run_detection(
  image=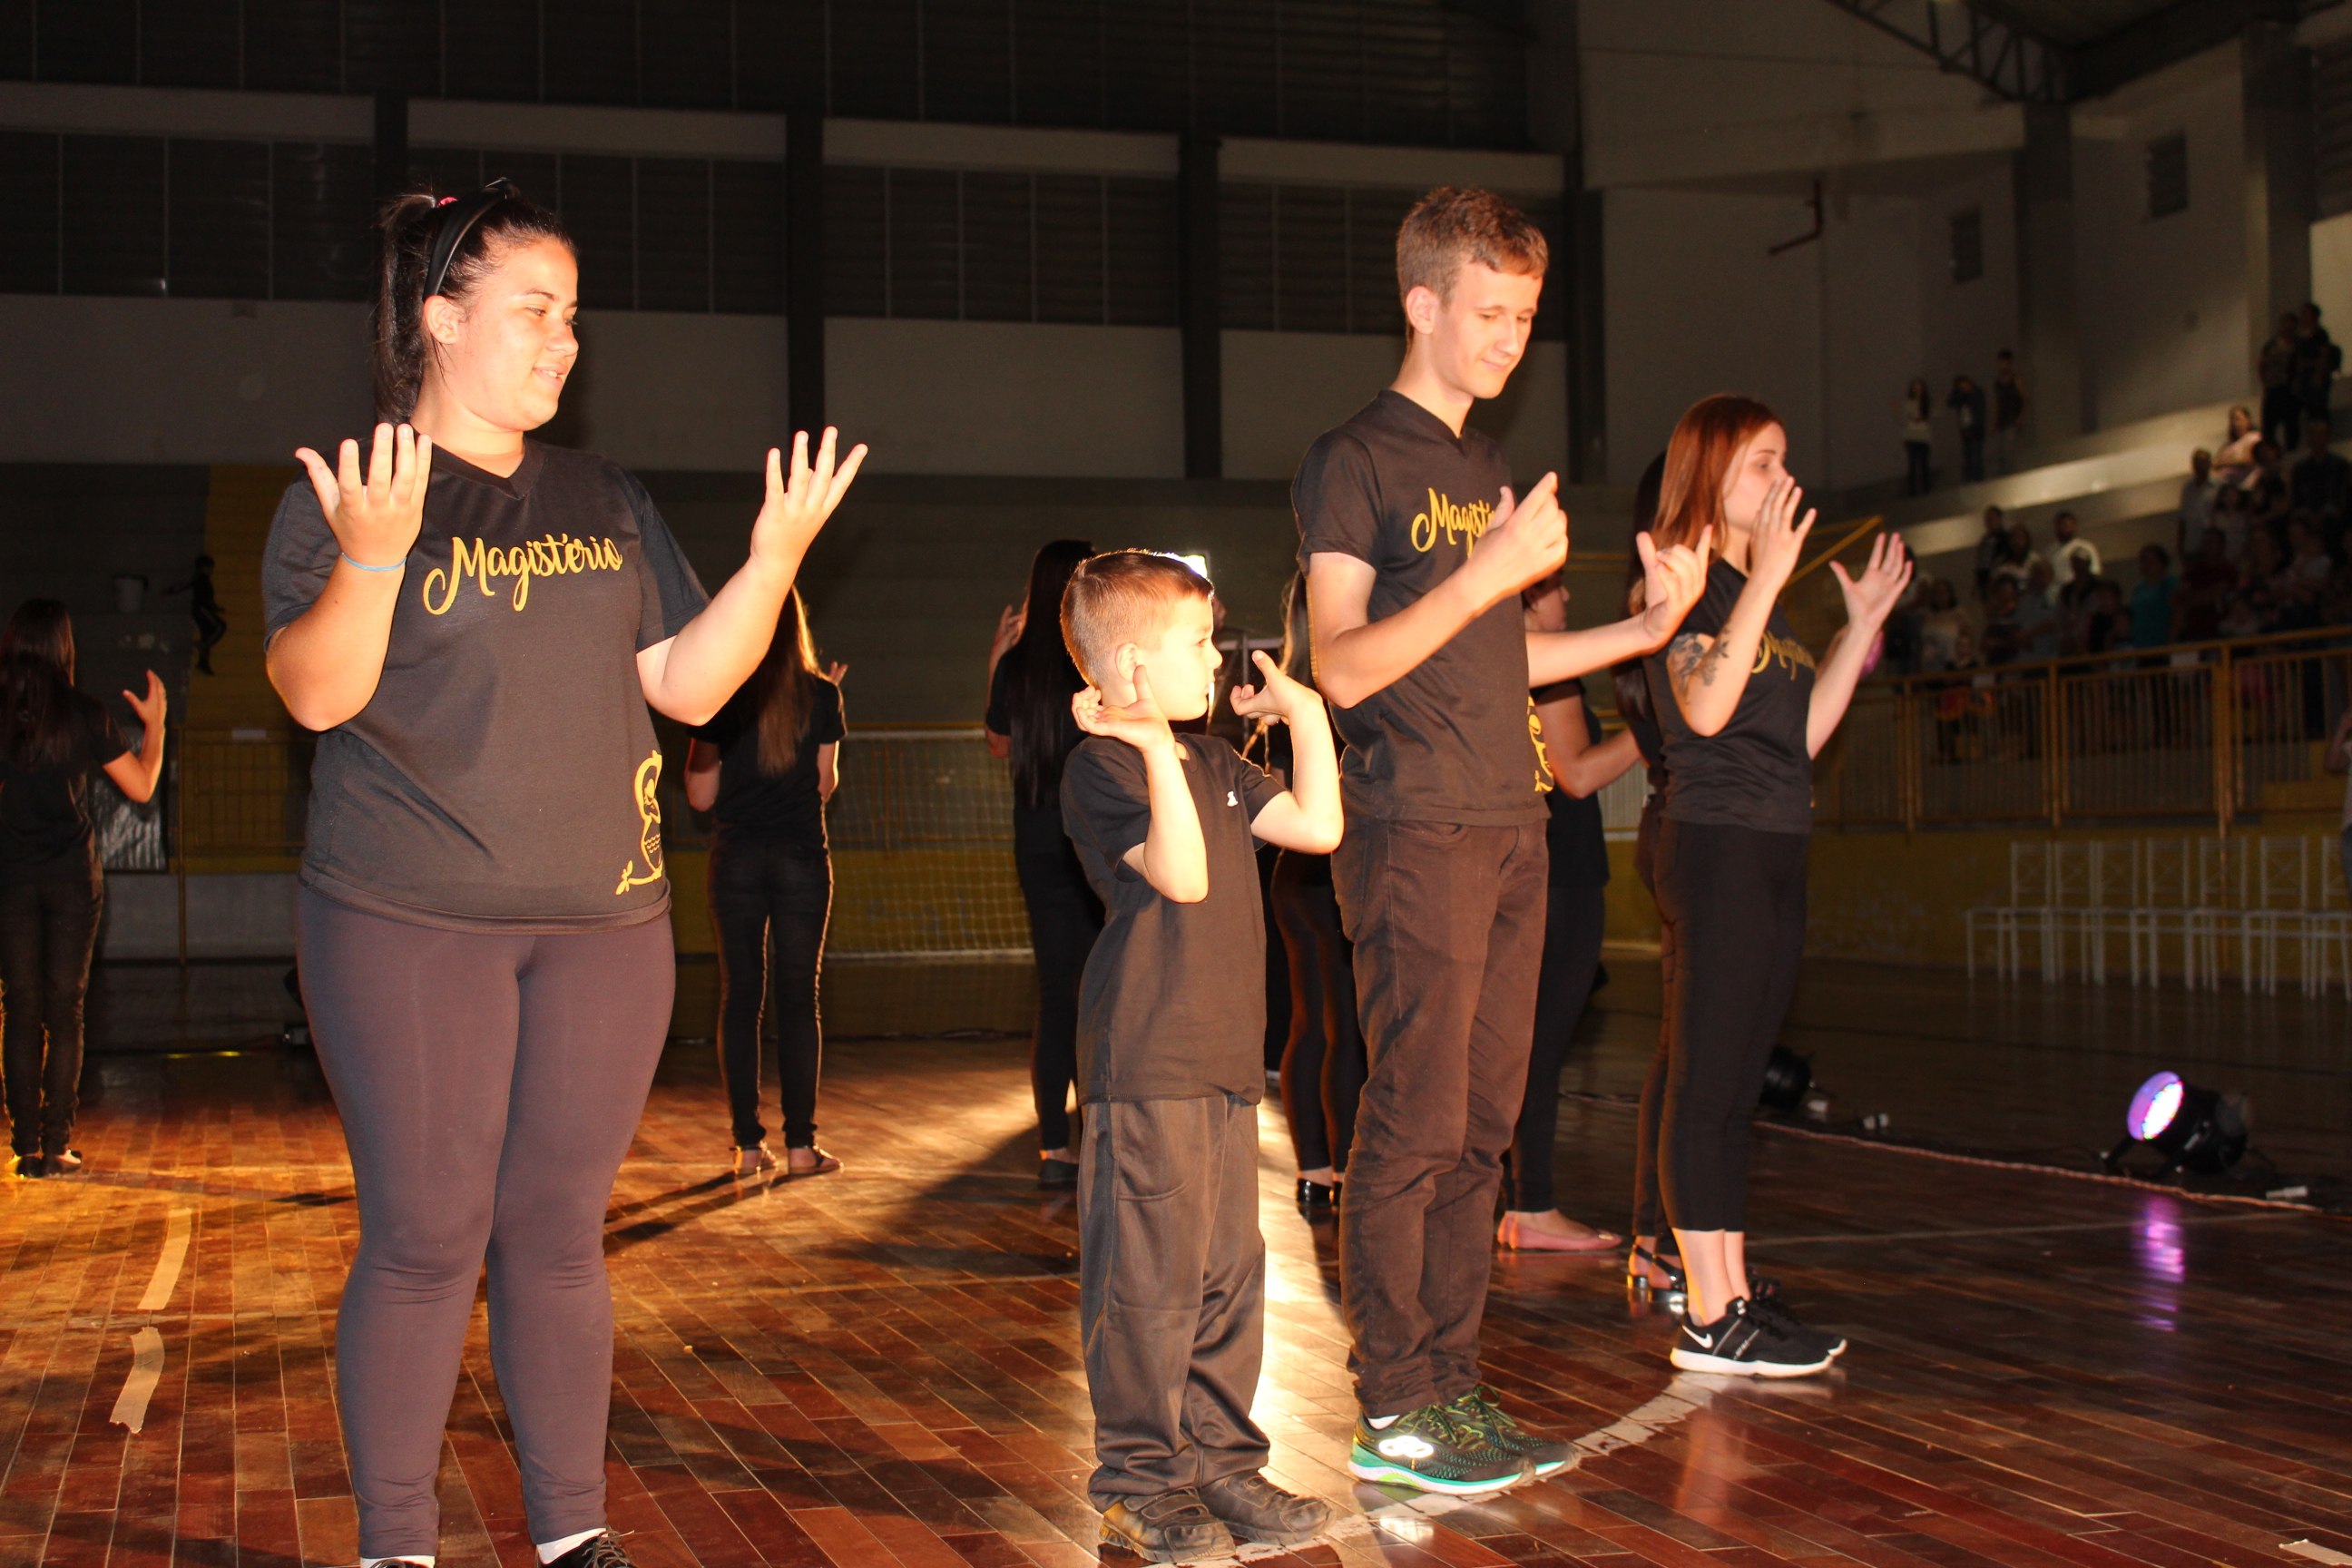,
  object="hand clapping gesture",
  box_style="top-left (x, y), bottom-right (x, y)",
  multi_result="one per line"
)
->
top-left (1073, 668), bottom-right (1177, 756)
top-left (1831, 531), bottom-right (1914, 632)
top-left (1636, 528), bottom-right (1712, 643)
top-left (294, 422), bottom-right (433, 571)
top-left (1748, 475), bottom-right (1816, 590)
top-left (750, 427), bottom-right (868, 574)
top-left (1228, 650), bottom-right (1322, 726)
